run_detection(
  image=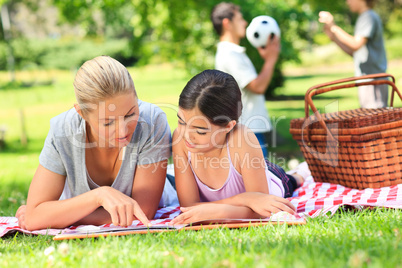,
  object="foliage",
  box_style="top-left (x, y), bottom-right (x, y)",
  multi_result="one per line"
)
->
top-left (306, 0), bottom-right (402, 36)
top-left (0, 0), bottom-right (40, 39)
top-left (51, 0), bottom-right (134, 38)
top-left (0, 38), bottom-right (135, 70)
top-left (386, 6), bottom-right (402, 37)
top-left (2, 0), bottom-right (402, 95)
top-left (238, 0), bottom-right (316, 97)
top-left (48, 0), bottom-right (402, 97)
top-left (49, 0), bottom-right (318, 97)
